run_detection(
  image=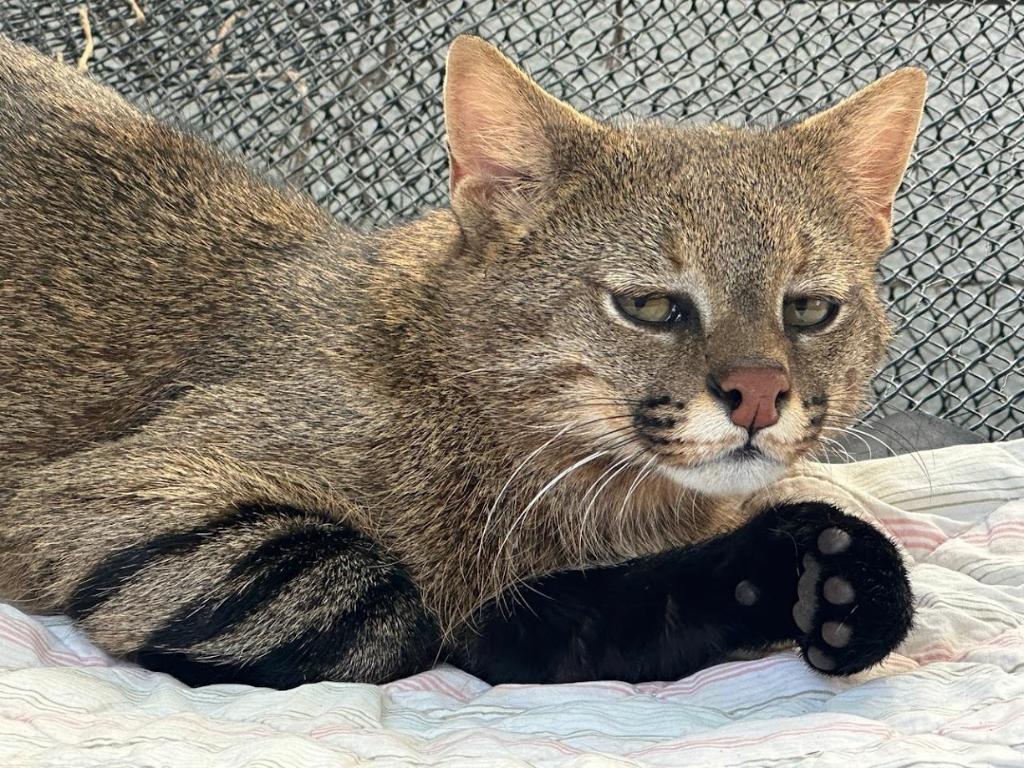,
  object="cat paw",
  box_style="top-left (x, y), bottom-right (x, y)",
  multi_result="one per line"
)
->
top-left (781, 503), bottom-right (914, 675)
